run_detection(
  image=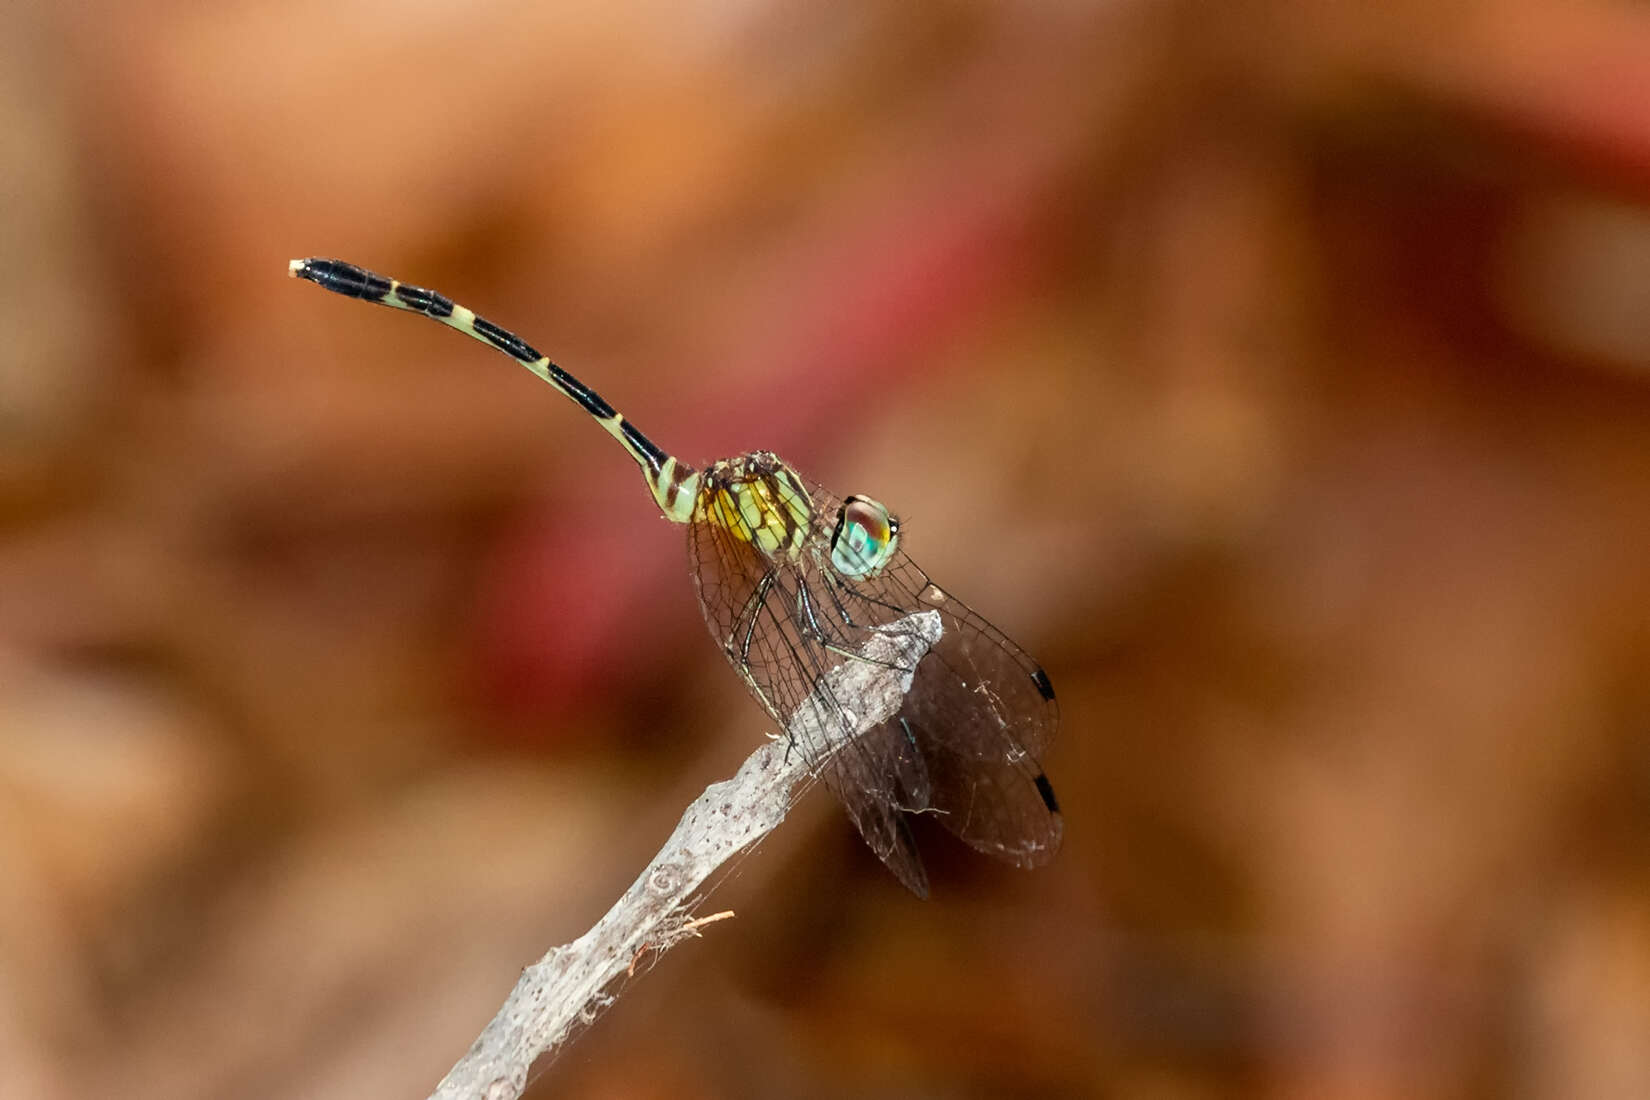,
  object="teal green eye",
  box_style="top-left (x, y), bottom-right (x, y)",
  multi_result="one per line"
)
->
top-left (830, 496), bottom-right (899, 578)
